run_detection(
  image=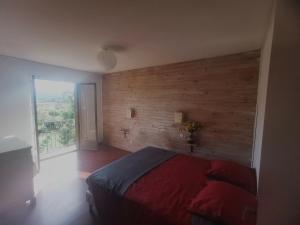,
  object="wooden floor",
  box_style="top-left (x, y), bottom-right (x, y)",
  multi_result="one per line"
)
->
top-left (1, 144), bottom-right (129, 225)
